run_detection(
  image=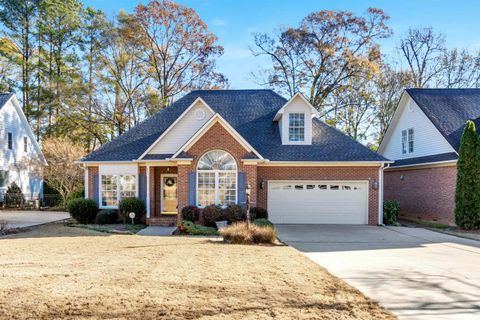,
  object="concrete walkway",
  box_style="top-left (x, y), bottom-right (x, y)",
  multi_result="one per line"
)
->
top-left (137, 226), bottom-right (176, 236)
top-left (276, 224), bottom-right (480, 320)
top-left (0, 210), bottom-right (69, 229)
